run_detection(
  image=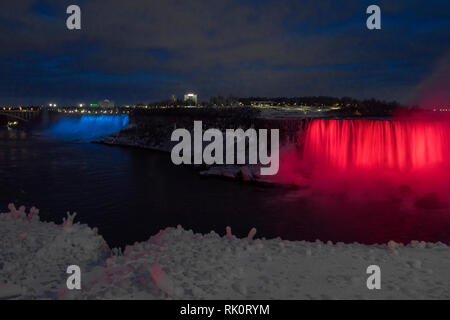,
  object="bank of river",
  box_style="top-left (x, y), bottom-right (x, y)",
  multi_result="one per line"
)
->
top-left (1, 114), bottom-right (449, 249)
